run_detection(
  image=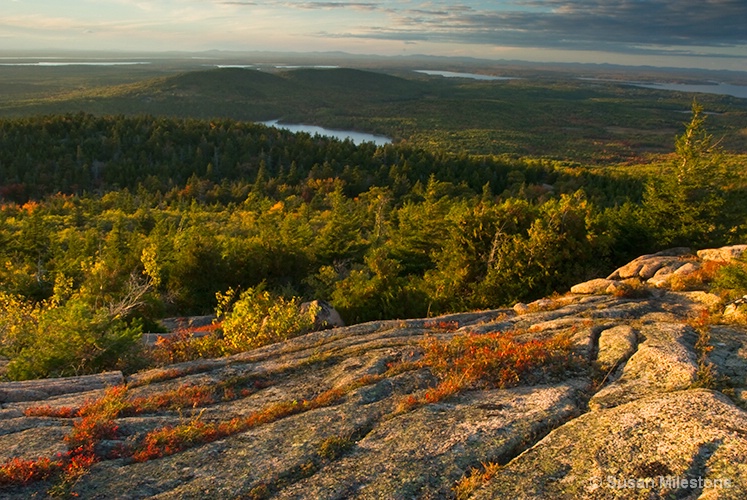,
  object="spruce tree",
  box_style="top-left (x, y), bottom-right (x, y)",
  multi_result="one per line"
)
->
top-left (643, 100), bottom-right (726, 247)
